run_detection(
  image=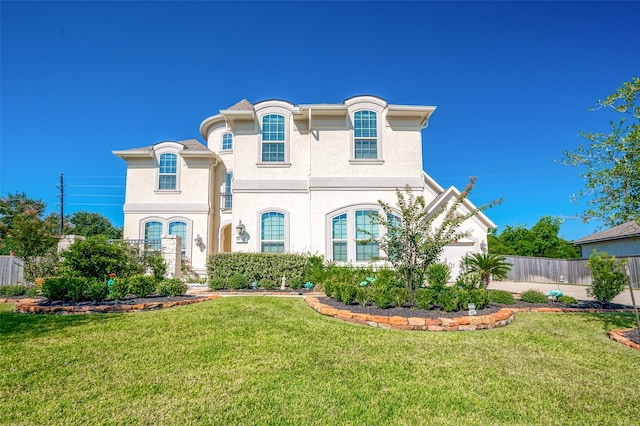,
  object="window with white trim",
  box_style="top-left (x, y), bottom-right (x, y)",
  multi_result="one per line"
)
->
top-left (354, 110), bottom-right (377, 159)
top-left (222, 172), bottom-right (232, 210)
top-left (222, 133), bottom-right (233, 151)
top-left (261, 114), bottom-right (285, 162)
top-left (331, 213), bottom-right (348, 262)
top-left (261, 211), bottom-right (285, 252)
top-left (158, 153), bottom-right (177, 190)
top-left (144, 221), bottom-right (163, 252)
top-left (168, 221), bottom-right (187, 260)
top-left (355, 210), bottom-right (379, 261)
